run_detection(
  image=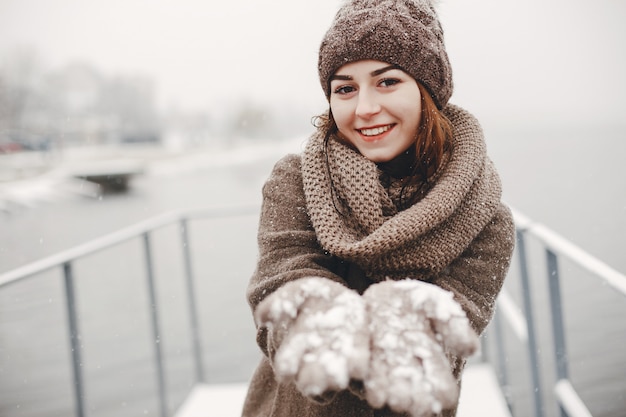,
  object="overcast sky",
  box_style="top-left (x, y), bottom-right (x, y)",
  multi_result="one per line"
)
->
top-left (1, 0), bottom-right (625, 130)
